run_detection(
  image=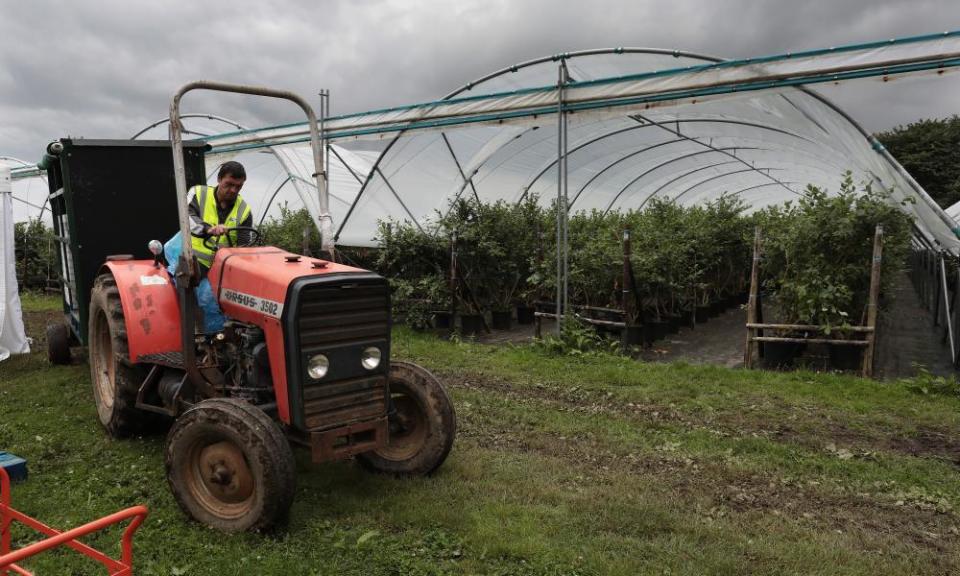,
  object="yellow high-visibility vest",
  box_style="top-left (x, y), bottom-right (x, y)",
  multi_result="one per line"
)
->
top-left (190, 185), bottom-right (251, 268)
